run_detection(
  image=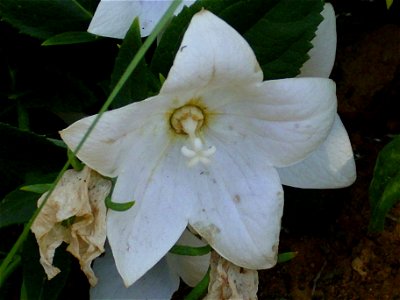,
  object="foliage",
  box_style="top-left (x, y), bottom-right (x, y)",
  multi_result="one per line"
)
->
top-left (369, 136), bottom-right (400, 232)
